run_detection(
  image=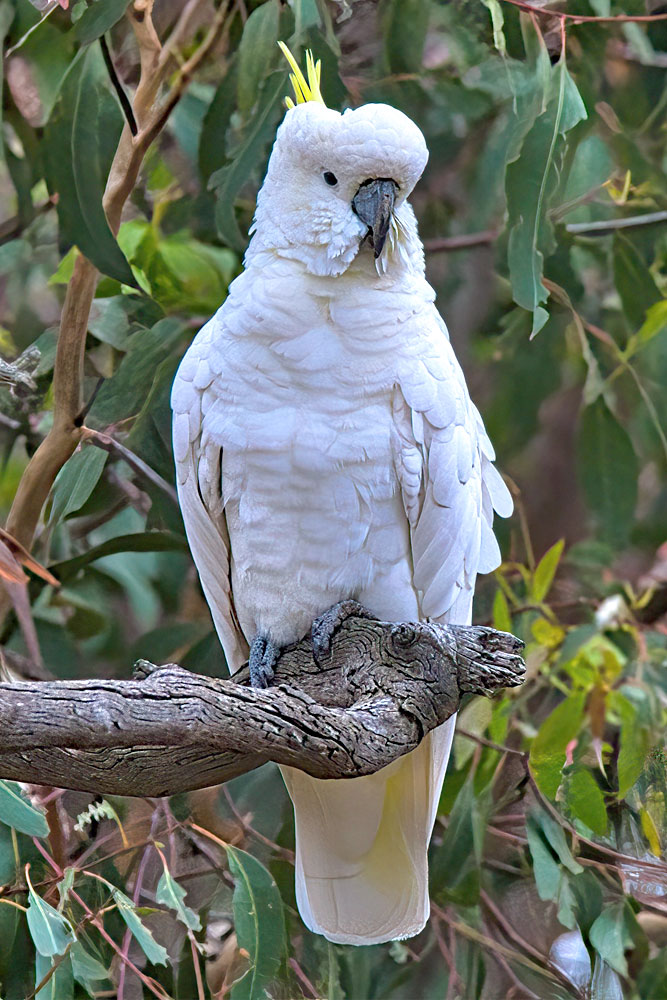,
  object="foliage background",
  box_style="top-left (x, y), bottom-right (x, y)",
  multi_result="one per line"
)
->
top-left (0, 0), bottom-right (666, 997)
